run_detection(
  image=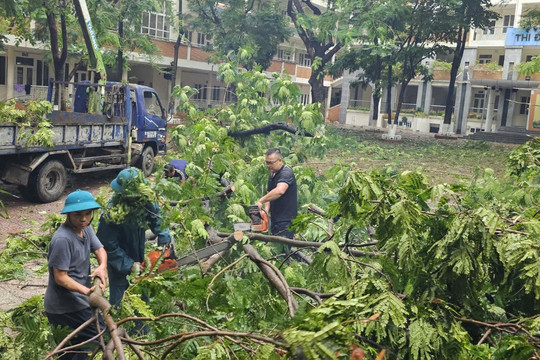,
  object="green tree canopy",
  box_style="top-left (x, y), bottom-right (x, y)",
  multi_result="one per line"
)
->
top-left (185, 0), bottom-right (291, 70)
